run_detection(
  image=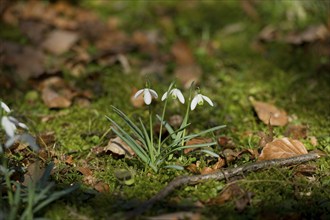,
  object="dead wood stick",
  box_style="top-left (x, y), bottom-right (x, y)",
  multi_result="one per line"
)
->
top-left (126, 153), bottom-right (320, 218)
